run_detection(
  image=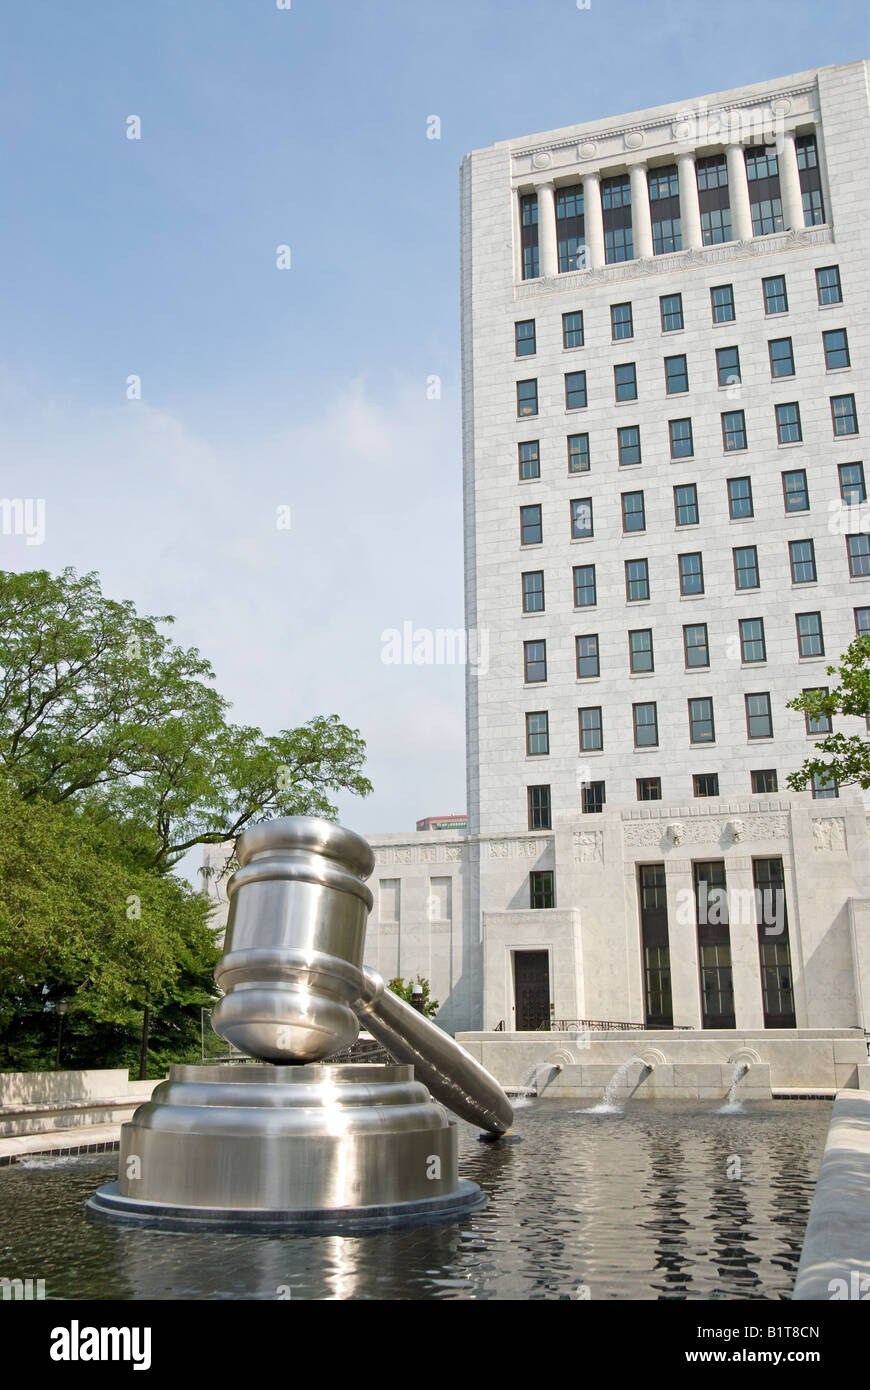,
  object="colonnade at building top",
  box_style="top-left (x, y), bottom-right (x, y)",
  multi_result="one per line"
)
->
top-left (514, 124), bottom-right (828, 281)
